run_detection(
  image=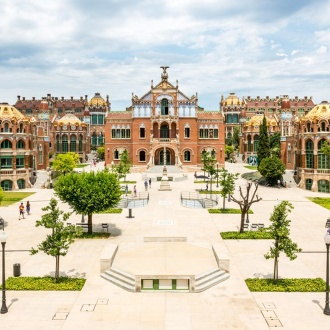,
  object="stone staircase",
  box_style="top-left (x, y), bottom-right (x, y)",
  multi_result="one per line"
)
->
top-left (101, 268), bottom-right (135, 292)
top-left (194, 268), bottom-right (229, 292)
